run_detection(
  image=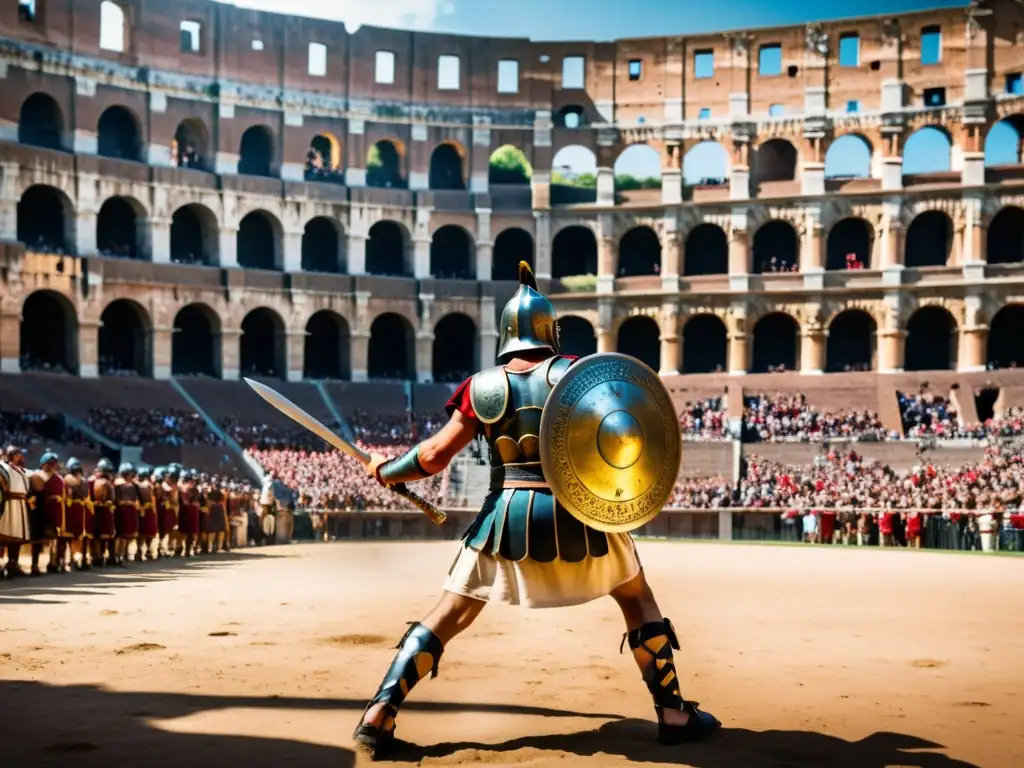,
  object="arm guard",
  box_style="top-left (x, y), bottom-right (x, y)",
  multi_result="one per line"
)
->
top-left (376, 445), bottom-right (433, 486)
